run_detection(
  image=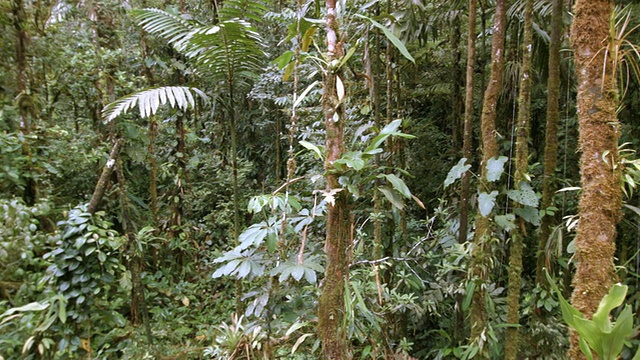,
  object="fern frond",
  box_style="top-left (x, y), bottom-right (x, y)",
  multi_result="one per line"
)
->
top-left (102, 86), bottom-right (209, 122)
